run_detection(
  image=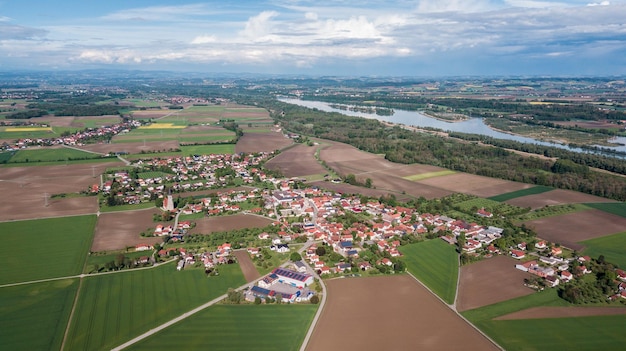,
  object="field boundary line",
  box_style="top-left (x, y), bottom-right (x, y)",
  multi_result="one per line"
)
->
top-left (60, 277), bottom-right (84, 351)
top-left (406, 271), bottom-right (504, 351)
